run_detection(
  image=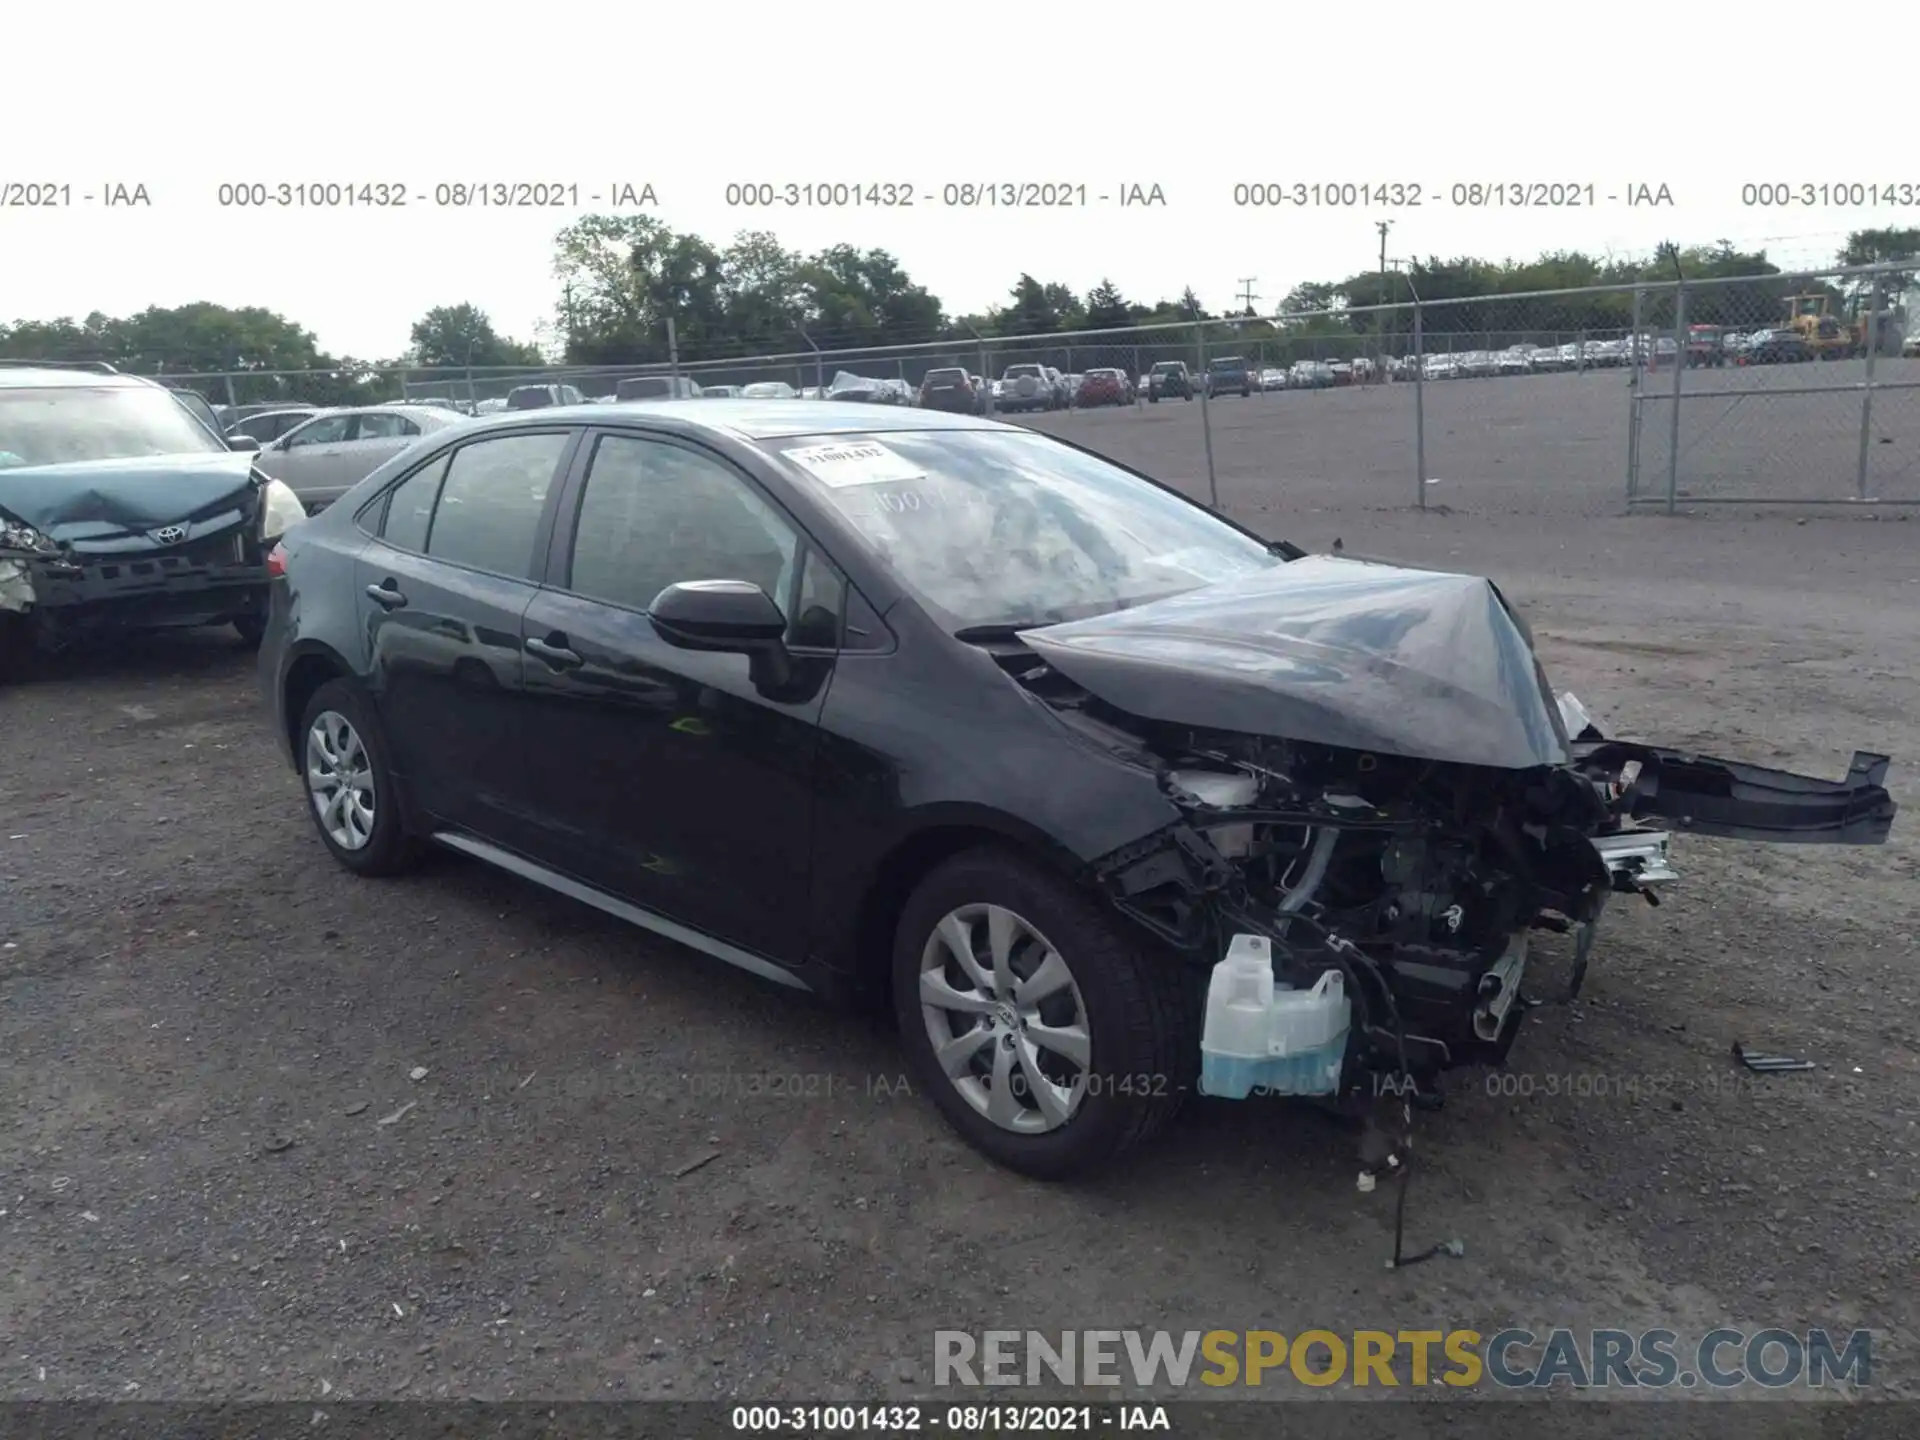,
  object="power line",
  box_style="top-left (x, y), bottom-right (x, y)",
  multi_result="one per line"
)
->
top-left (1235, 277), bottom-right (1260, 313)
